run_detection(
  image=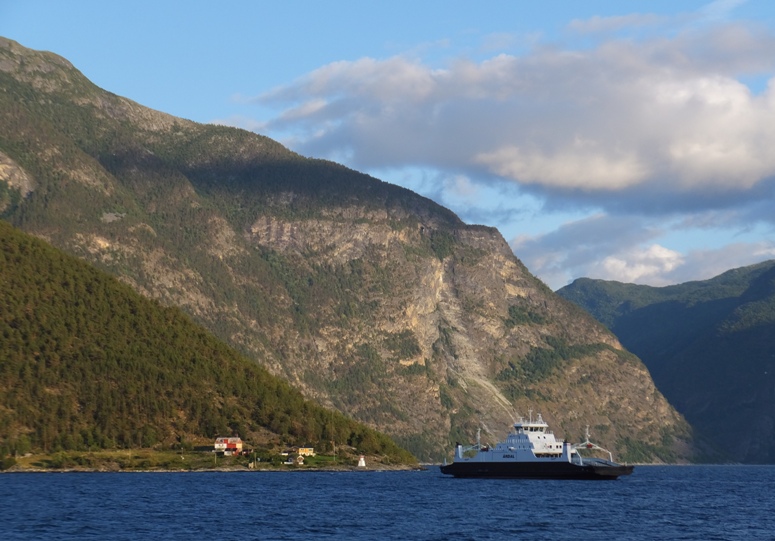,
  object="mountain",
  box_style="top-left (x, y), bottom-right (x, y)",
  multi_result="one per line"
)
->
top-left (558, 261), bottom-right (775, 463)
top-left (0, 219), bottom-right (414, 464)
top-left (0, 36), bottom-right (693, 462)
